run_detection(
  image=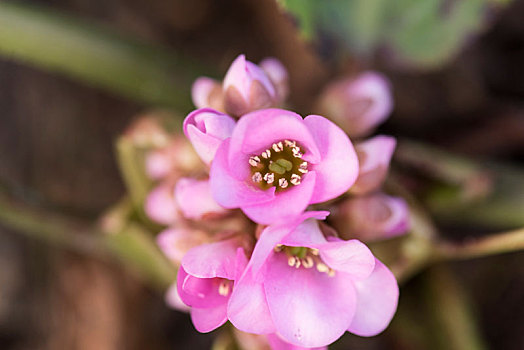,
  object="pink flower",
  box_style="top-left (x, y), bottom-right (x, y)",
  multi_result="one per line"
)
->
top-left (316, 72), bottom-right (393, 138)
top-left (351, 135), bottom-right (396, 194)
top-left (209, 108), bottom-right (359, 224)
top-left (177, 238), bottom-right (248, 333)
top-left (145, 181), bottom-right (179, 225)
top-left (332, 194), bottom-right (410, 242)
top-left (174, 178), bottom-right (228, 220)
top-left (184, 108), bottom-right (236, 165)
top-left (191, 77), bottom-right (224, 111)
top-left (157, 227), bottom-right (210, 265)
top-left (260, 57), bottom-right (289, 104)
top-left (223, 55), bottom-right (277, 117)
top-left (227, 212), bottom-right (399, 348)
